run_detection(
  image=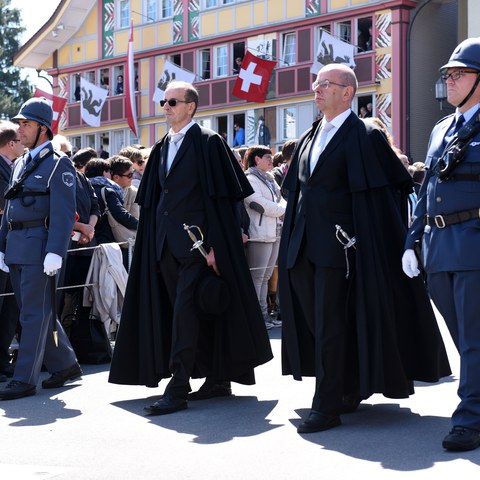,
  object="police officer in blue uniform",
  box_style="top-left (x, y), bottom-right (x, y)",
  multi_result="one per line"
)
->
top-left (0, 97), bottom-right (82, 400)
top-left (402, 38), bottom-right (480, 451)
